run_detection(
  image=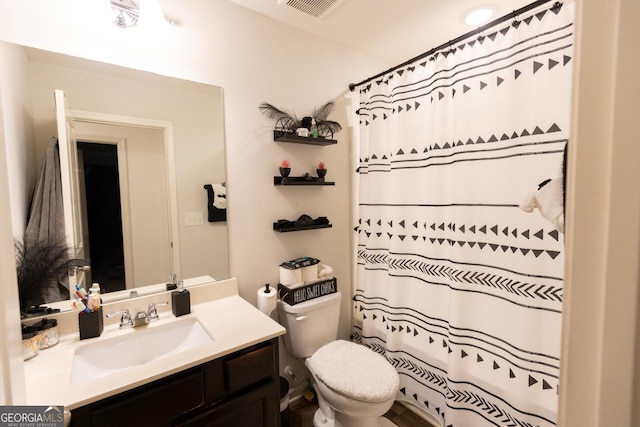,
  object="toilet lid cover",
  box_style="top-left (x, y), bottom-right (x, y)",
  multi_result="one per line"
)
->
top-left (307, 340), bottom-right (400, 402)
